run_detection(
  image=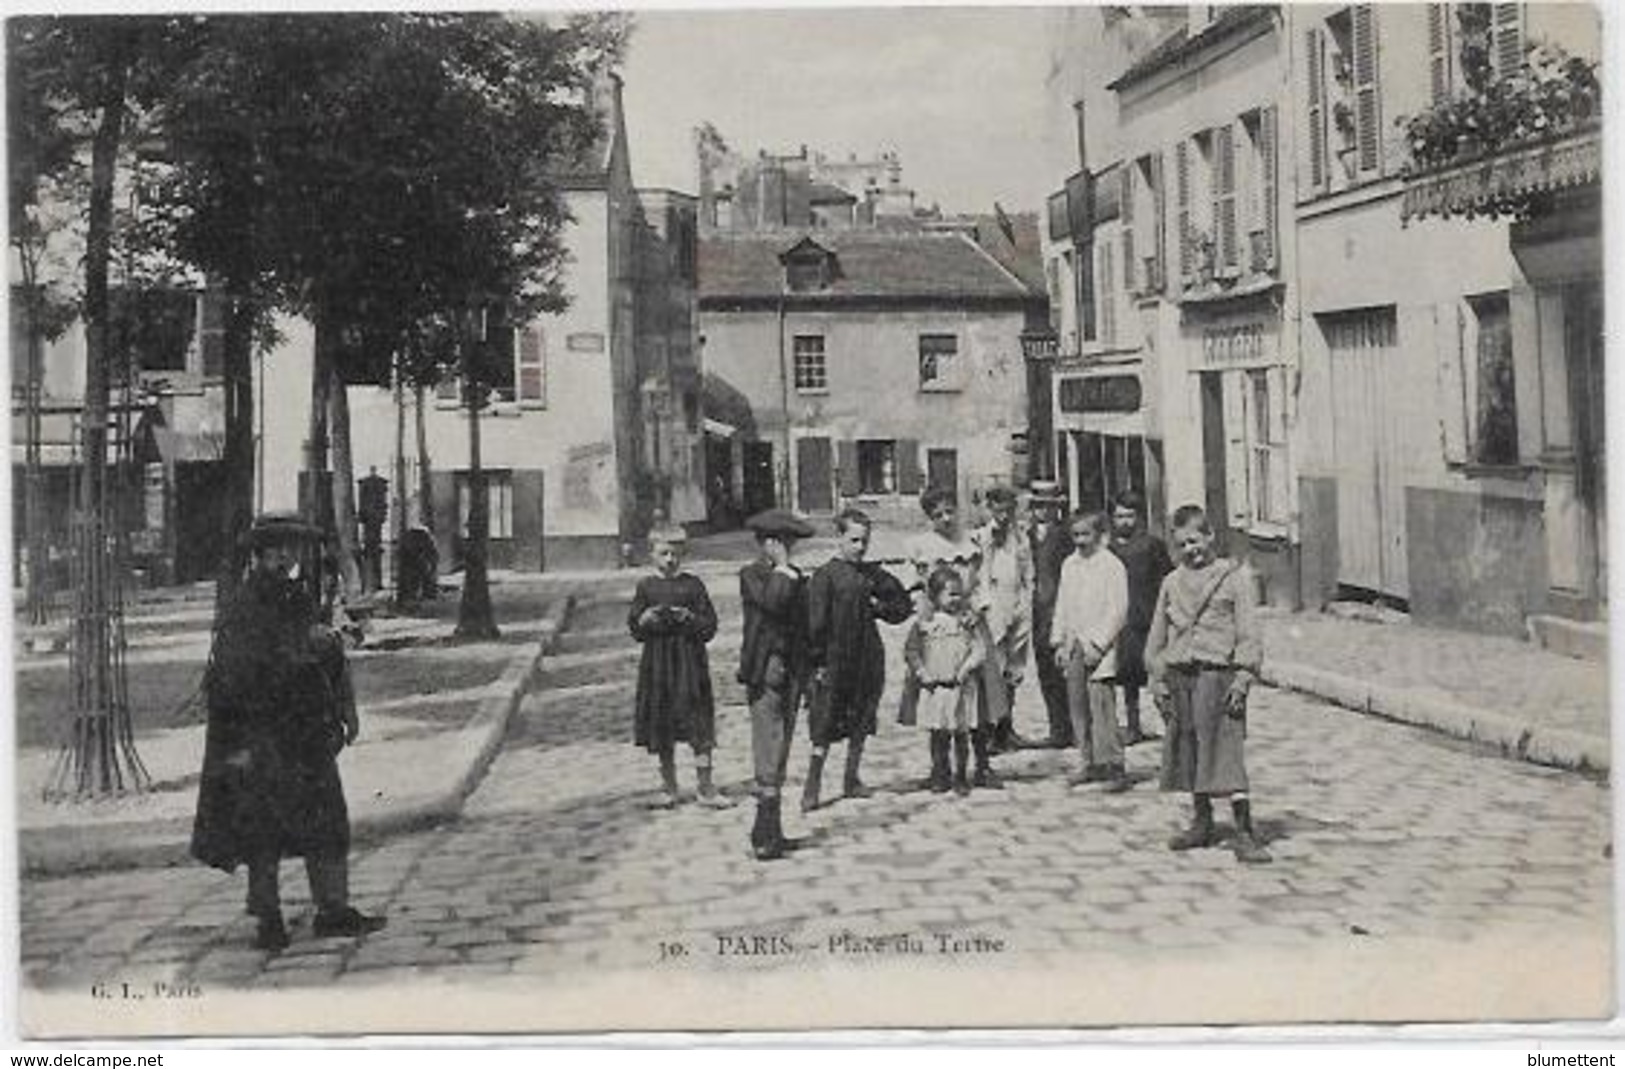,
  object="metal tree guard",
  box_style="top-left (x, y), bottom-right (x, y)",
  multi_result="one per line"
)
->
top-left (45, 305), bottom-right (150, 800)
